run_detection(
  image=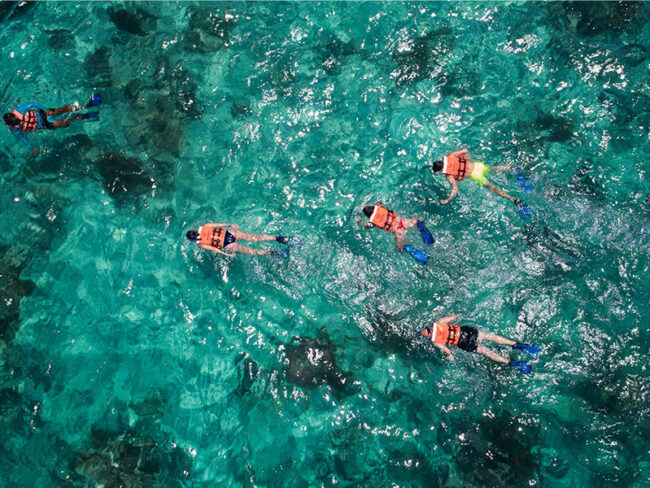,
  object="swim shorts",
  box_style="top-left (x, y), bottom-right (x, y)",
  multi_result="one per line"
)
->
top-left (38, 109), bottom-right (55, 130)
top-left (457, 326), bottom-right (479, 352)
top-left (469, 161), bottom-right (490, 186)
top-left (223, 230), bottom-right (237, 248)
